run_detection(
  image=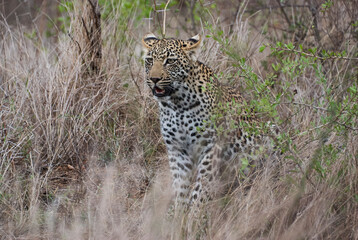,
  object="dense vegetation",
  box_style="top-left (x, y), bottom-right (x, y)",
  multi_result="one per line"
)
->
top-left (0, 0), bottom-right (357, 239)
